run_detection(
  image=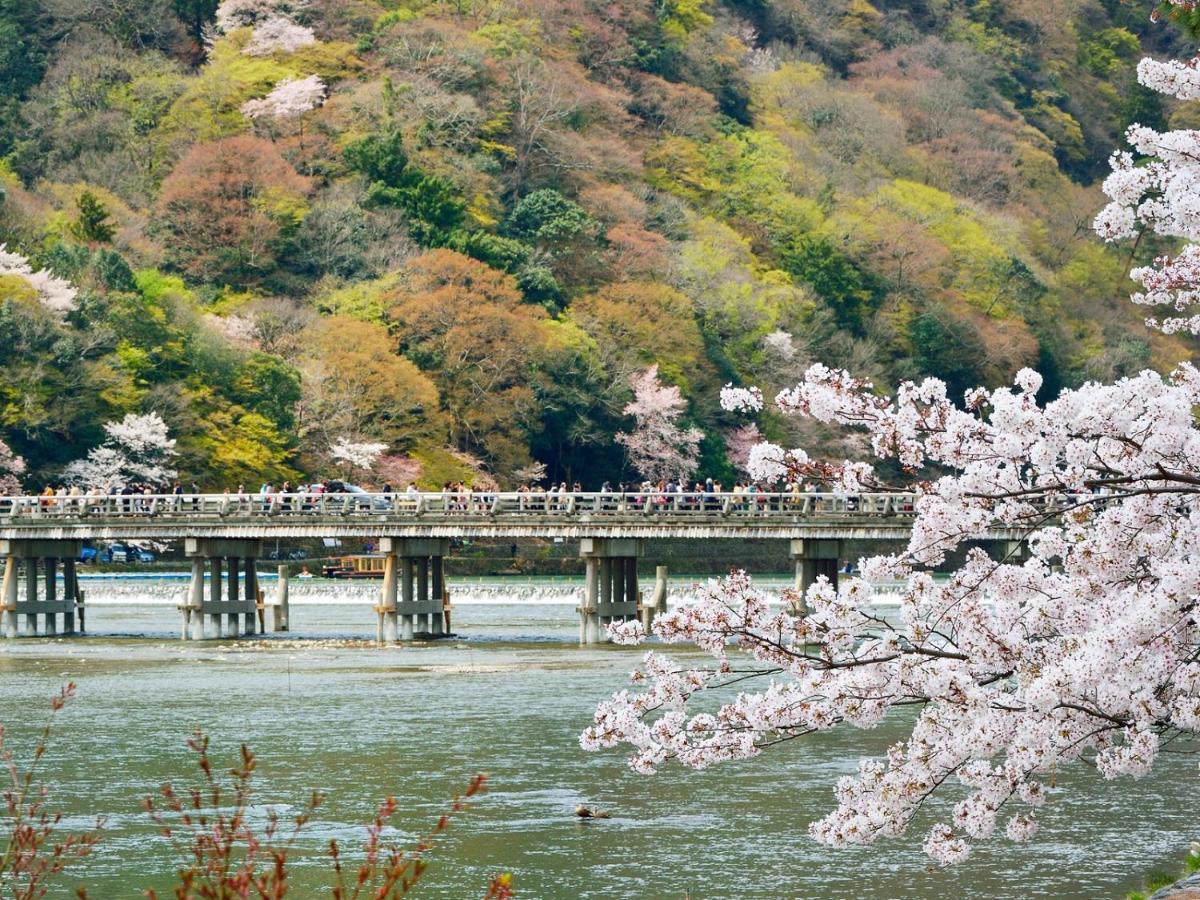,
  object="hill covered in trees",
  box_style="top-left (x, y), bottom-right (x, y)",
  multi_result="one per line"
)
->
top-left (0, 0), bottom-right (1193, 489)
